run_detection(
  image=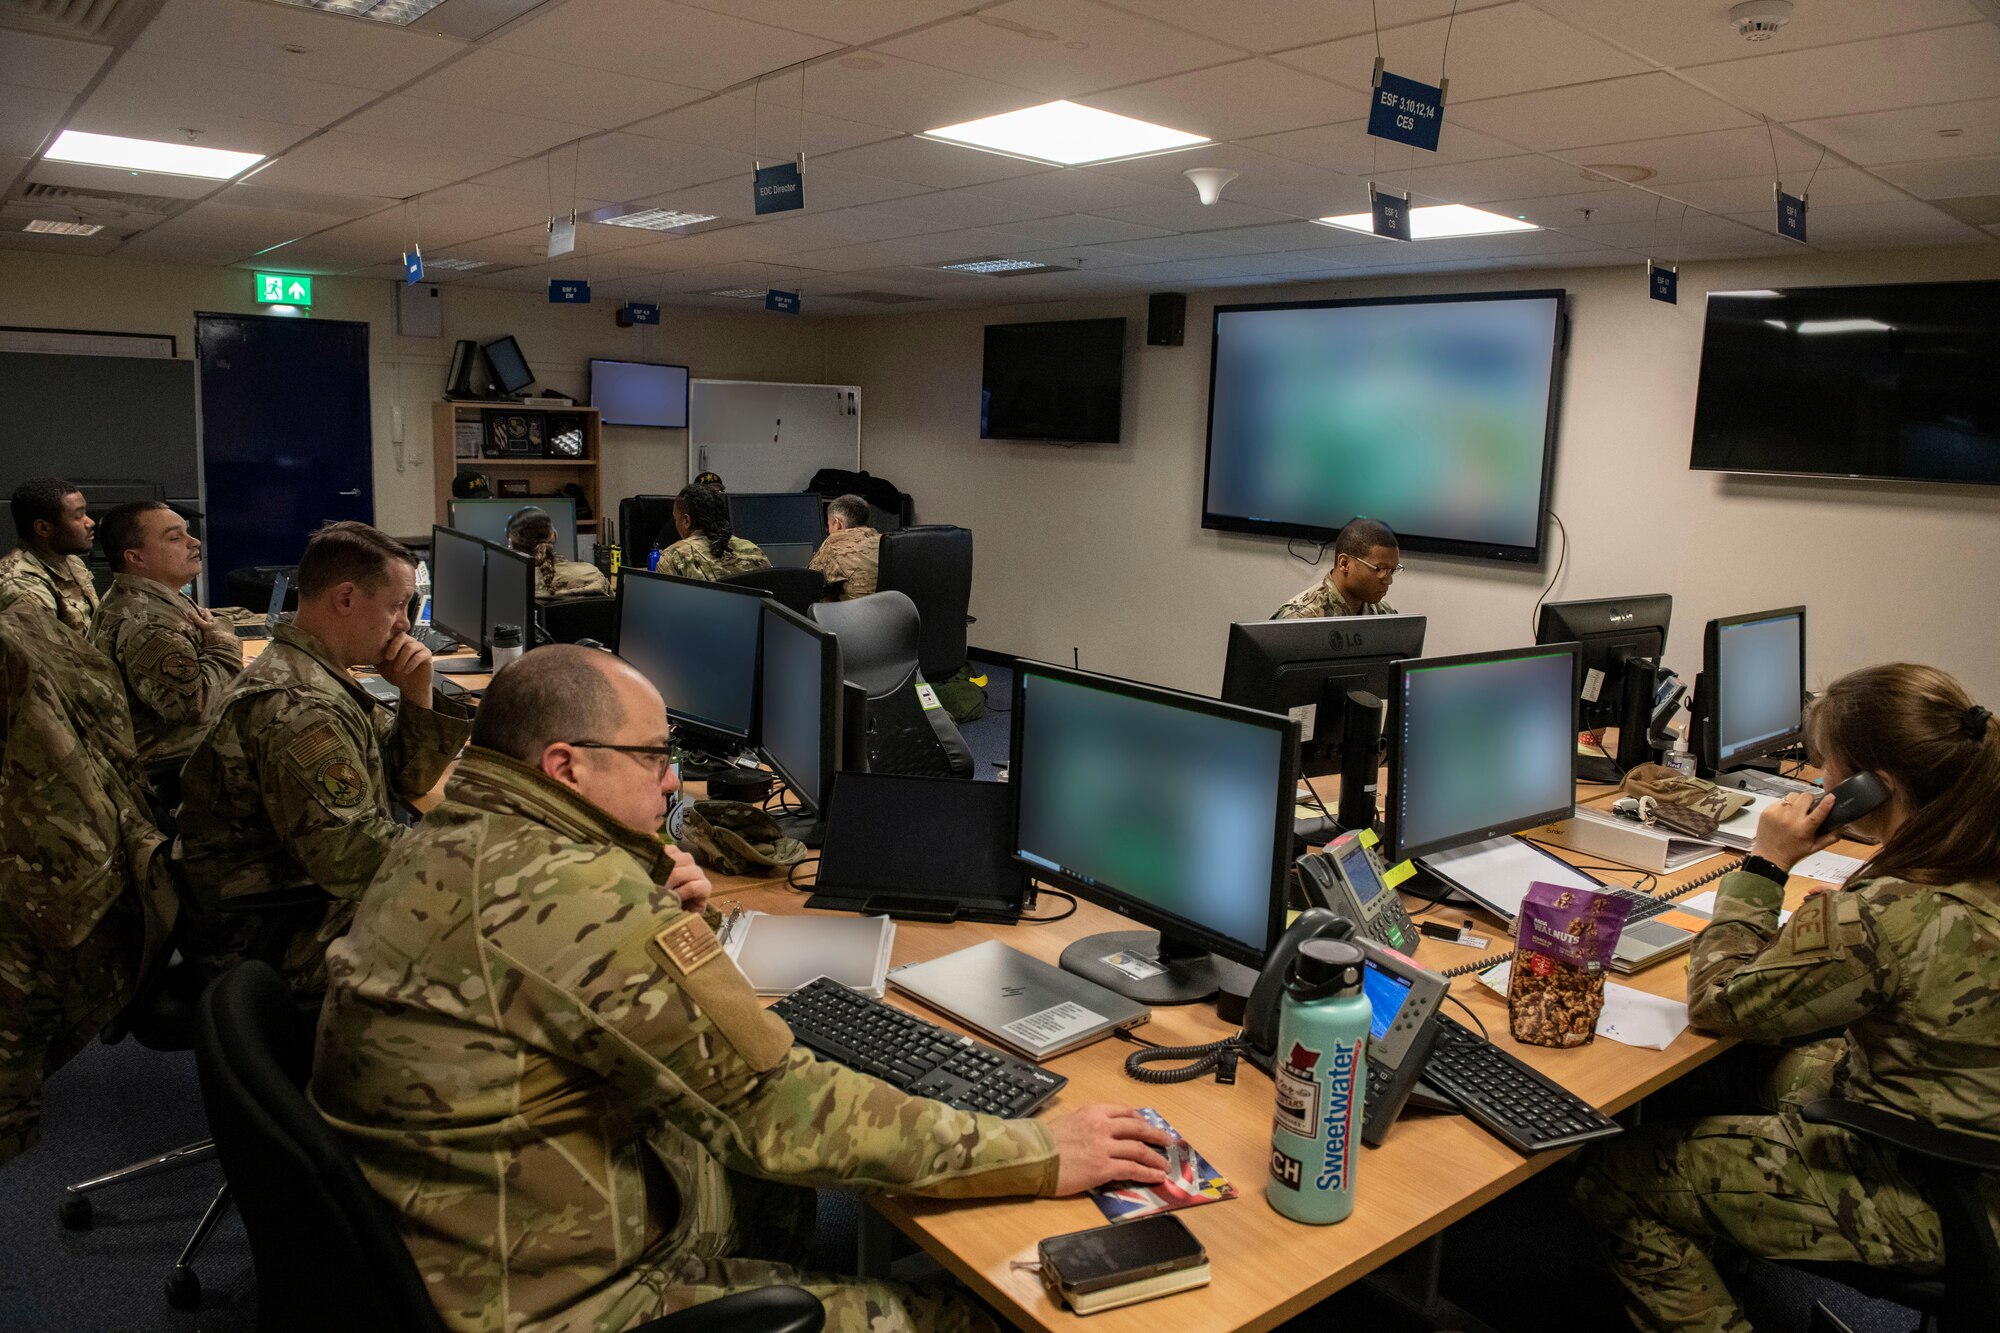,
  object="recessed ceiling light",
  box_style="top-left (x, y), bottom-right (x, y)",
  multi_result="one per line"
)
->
top-left (708, 288), bottom-right (764, 299)
top-left (1315, 203), bottom-right (1539, 240)
top-left (269, 0), bottom-right (449, 25)
top-left (24, 219), bottom-right (104, 236)
top-left (938, 257), bottom-right (1056, 273)
top-left (44, 130), bottom-right (262, 181)
top-left (423, 257), bottom-right (490, 271)
top-left (926, 100), bottom-right (1206, 166)
top-left (597, 208), bottom-right (720, 231)
top-left (1579, 163), bottom-right (1654, 183)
